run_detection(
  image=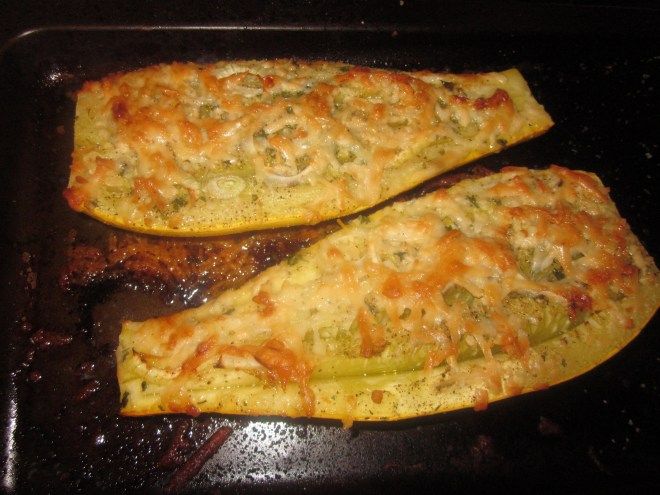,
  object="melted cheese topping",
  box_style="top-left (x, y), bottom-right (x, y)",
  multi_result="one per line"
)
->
top-left (117, 166), bottom-right (659, 421)
top-left (66, 60), bottom-right (553, 235)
